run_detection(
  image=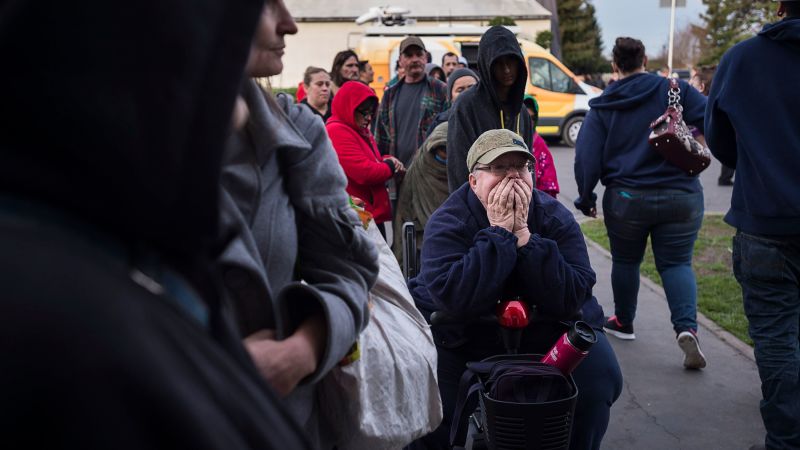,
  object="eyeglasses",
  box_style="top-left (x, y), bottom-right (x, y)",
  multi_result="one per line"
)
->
top-left (474, 161), bottom-right (534, 176)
